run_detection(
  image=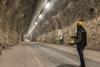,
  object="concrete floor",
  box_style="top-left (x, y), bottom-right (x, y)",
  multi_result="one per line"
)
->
top-left (0, 42), bottom-right (100, 67)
